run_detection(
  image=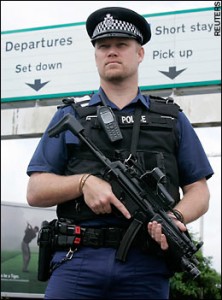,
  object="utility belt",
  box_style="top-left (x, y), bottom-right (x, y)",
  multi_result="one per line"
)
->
top-left (54, 220), bottom-right (152, 251)
top-left (37, 219), bottom-right (160, 282)
top-left (56, 225), bottom-right (127, 249)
